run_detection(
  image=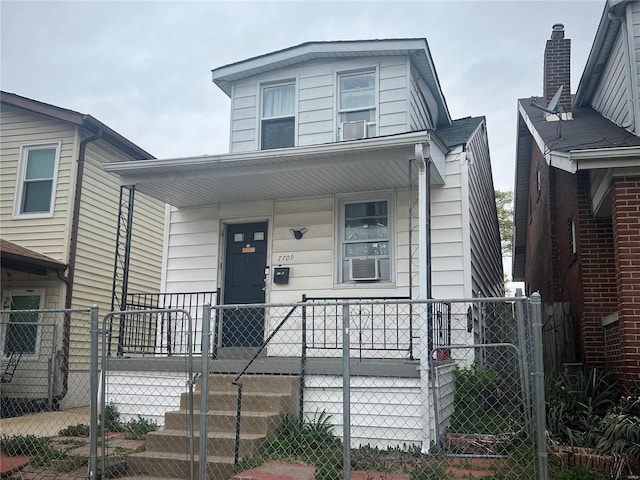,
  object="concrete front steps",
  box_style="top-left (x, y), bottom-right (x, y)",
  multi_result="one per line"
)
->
top-left (127, 374), bottom-right (300, 479)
